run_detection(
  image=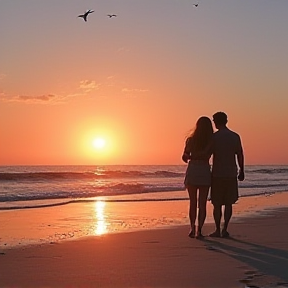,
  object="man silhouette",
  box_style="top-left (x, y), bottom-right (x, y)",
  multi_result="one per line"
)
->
top-left (209, 112), bottom-right (245, 238)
